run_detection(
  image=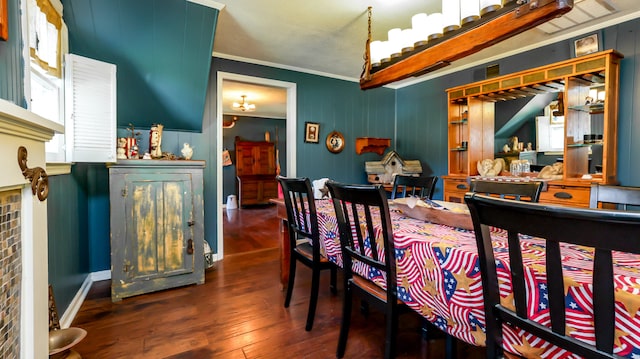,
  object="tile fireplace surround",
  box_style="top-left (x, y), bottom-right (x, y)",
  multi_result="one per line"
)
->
top-left (0, 99), bottom-right (62, 359)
